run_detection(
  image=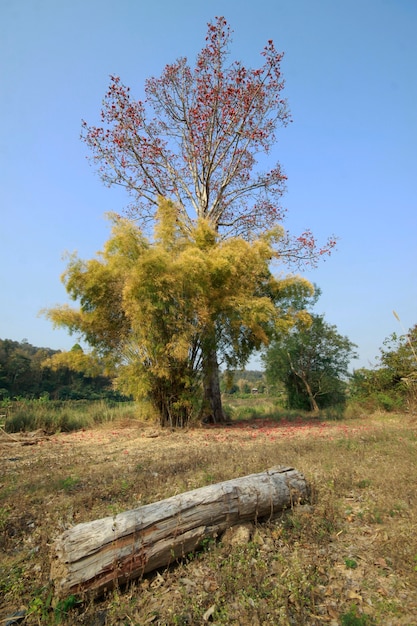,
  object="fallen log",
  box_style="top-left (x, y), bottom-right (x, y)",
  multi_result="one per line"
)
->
top-left (51, 465), bottom-right (309, 598)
